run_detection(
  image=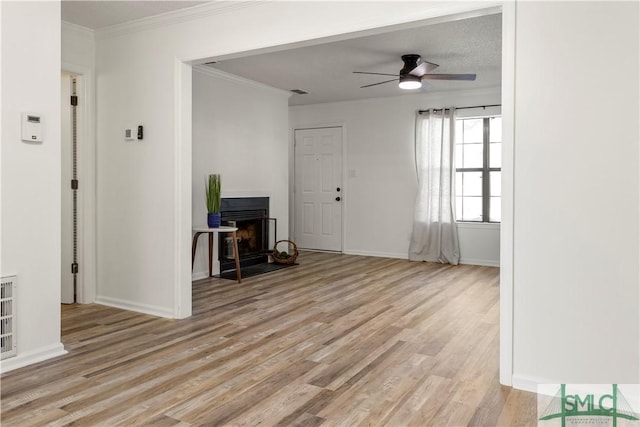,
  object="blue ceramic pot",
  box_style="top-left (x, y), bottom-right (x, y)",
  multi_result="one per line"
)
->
top-left (207, 212), bottom-right (221, 228)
